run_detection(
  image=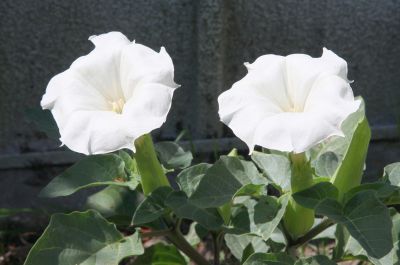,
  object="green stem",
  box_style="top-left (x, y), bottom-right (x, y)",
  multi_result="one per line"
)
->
top-left (134, 134), bottom-right (170, 195)
top-left (283, 153), bottom-right (315, 239)
top-left (290, 218), bottom-right (335, 247)
top-left (167, 230), bottom-right (210, 265)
